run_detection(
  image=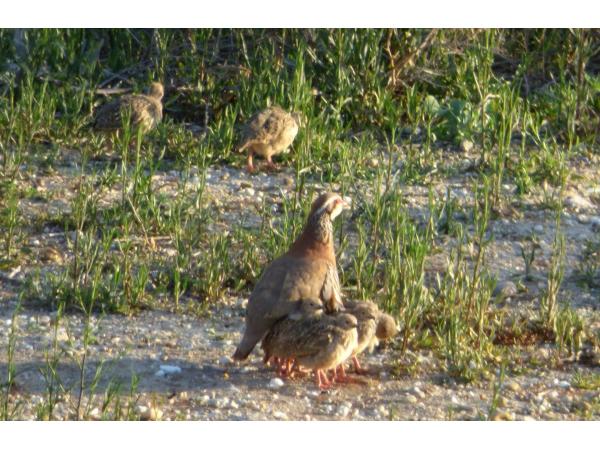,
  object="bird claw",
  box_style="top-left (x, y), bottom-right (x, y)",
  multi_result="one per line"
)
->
top-left (265, 162), bottom-right (279, 172)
